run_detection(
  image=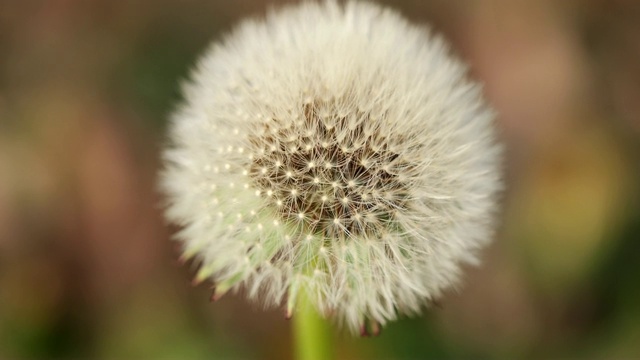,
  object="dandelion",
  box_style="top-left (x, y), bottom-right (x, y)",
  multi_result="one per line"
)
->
top-left (160, 0), bottom-right (502, 336)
